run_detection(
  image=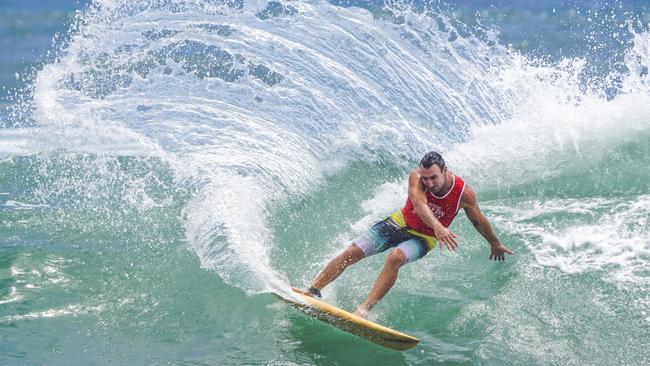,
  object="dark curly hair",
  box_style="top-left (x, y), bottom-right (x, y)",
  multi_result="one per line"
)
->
top-left (419, 151), bottom-right (446, 170)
